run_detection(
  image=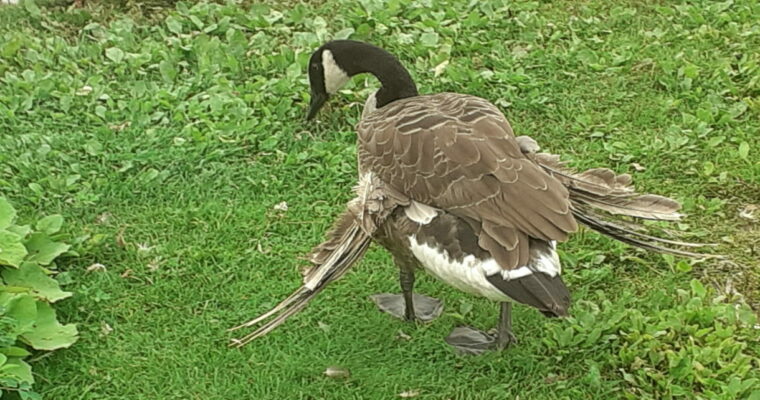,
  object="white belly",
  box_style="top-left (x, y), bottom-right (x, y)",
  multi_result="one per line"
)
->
top-left (407, 235), bottom-right (512, 302)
